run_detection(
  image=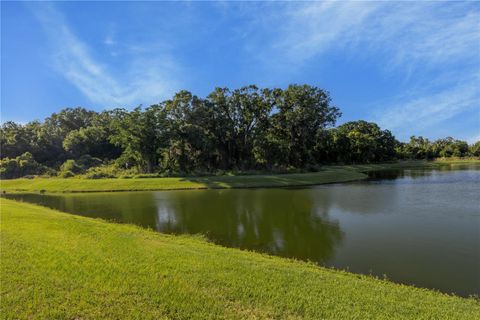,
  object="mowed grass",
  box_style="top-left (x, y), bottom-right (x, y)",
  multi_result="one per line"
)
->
top-left (1, 199), bottom-right (479, 319)
top-left (0, 168), bottom-right (367, 193)
top-left (2, 159), bottom-right (479, 194)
